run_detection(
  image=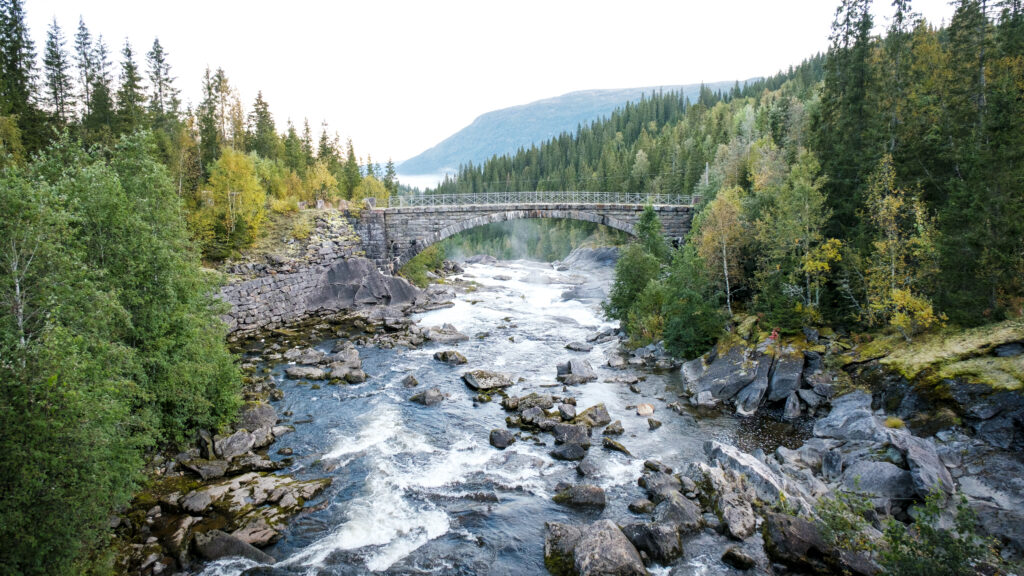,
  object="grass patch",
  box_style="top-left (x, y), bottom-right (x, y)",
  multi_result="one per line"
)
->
top-left (884, 416), bottom-right (905, 428)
